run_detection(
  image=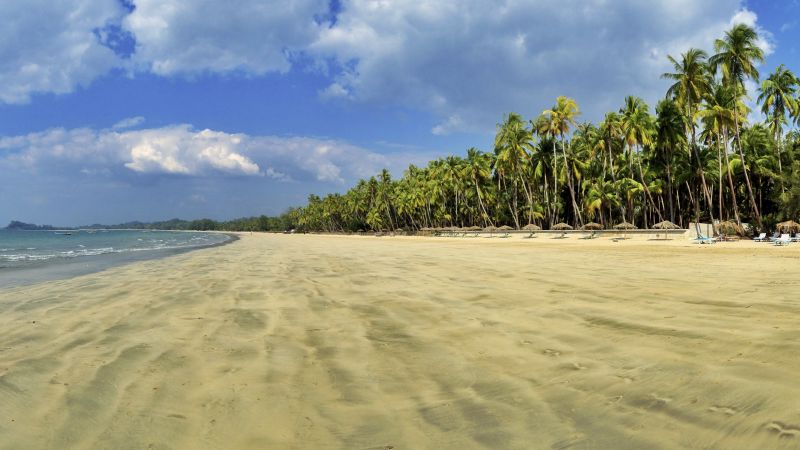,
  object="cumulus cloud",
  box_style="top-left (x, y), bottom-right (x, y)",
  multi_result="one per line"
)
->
top-left (0, 0), bottom-right (126, 103)
top-left (0, 124), bottom-right (438, 183)
top-left (310, 0), bottom-right (765, 129)
top-left (0, 0), bottom-right (774, 133)
top-left (122, 0), bottom-right (329, 76)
